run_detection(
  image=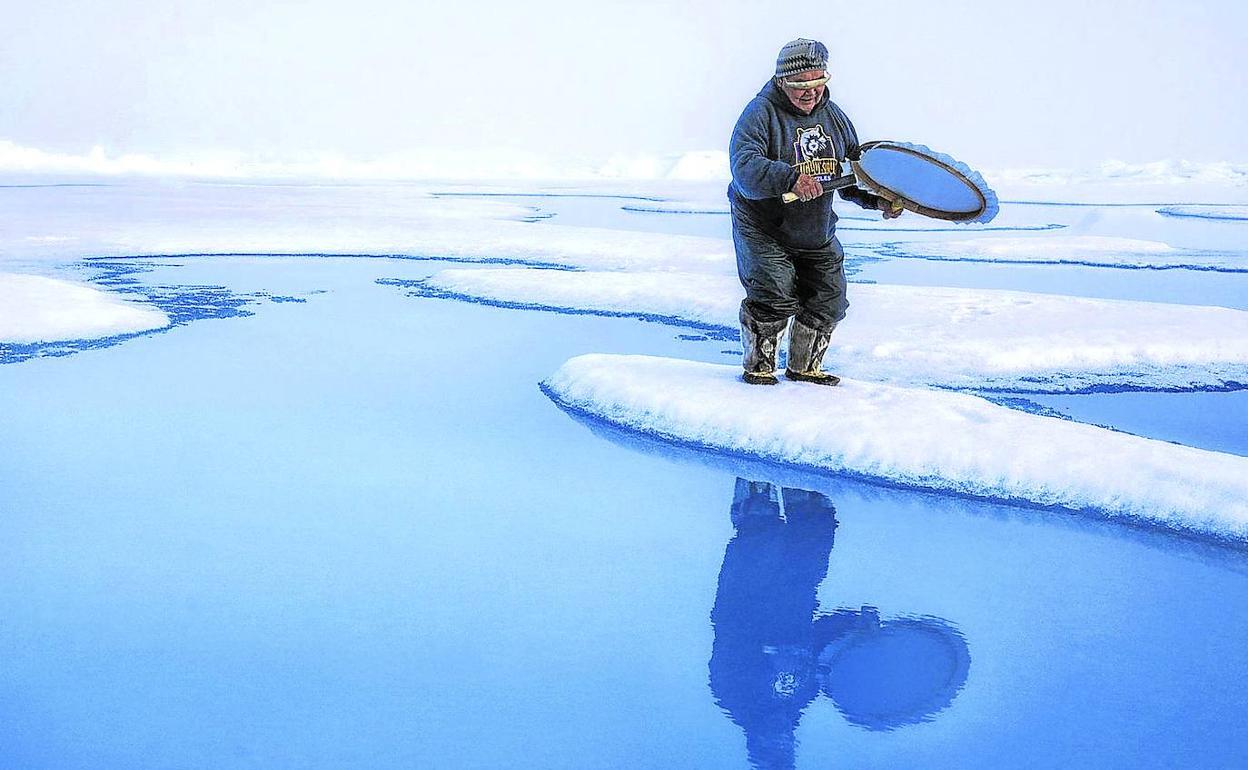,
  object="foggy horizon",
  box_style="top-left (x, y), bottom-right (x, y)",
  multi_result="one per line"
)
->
top-left (3, 0), bottom-right (1246, 174)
